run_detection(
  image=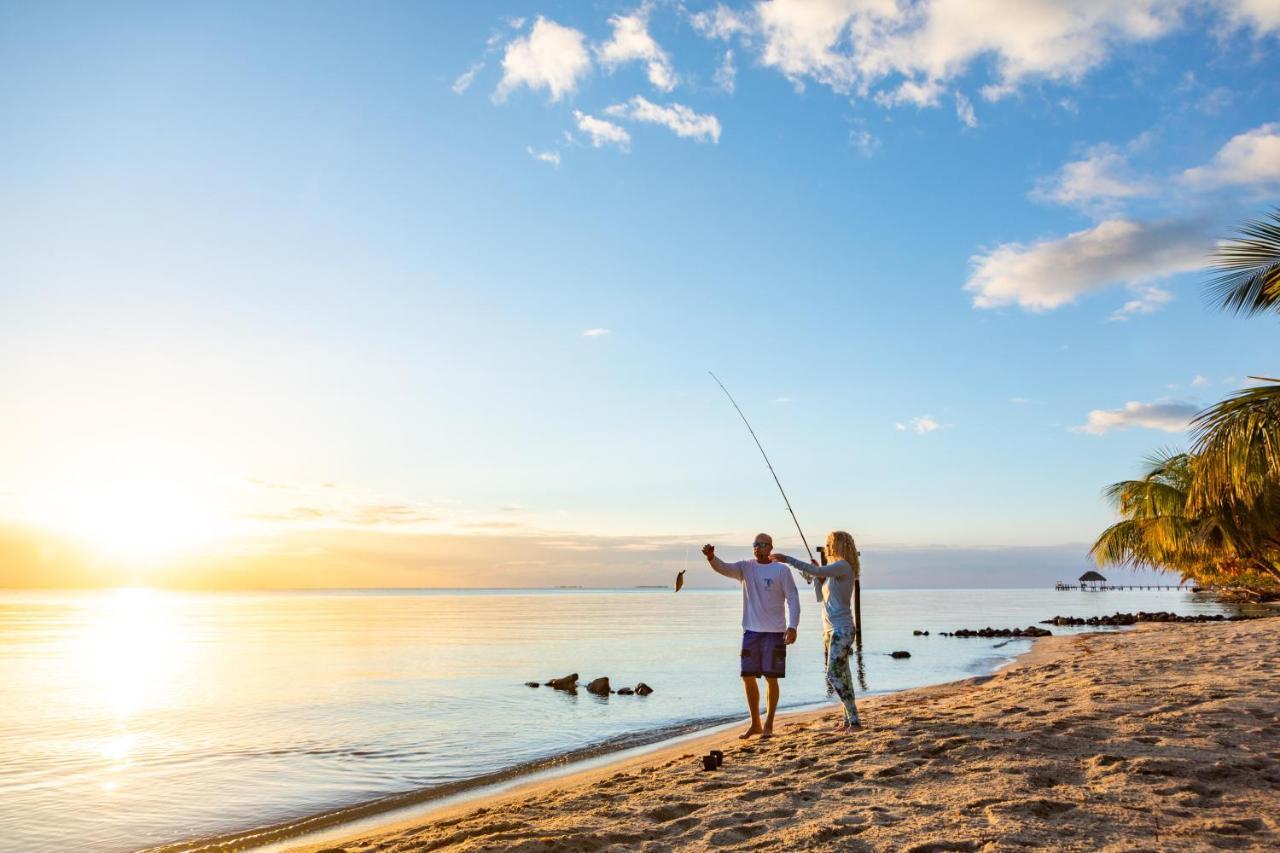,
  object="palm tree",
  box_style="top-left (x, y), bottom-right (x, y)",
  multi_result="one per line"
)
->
top-left (1190, 207), bottom-right (1280, 509)
top-left (1091, 452), bottom-right (1207, 579)
top-left (1189, 378), bottom-right (1280, 510)
top-left (1206, 207), bottom-right (1280, 316)
top-left (1091, 450), bottom-right (1280, 586)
